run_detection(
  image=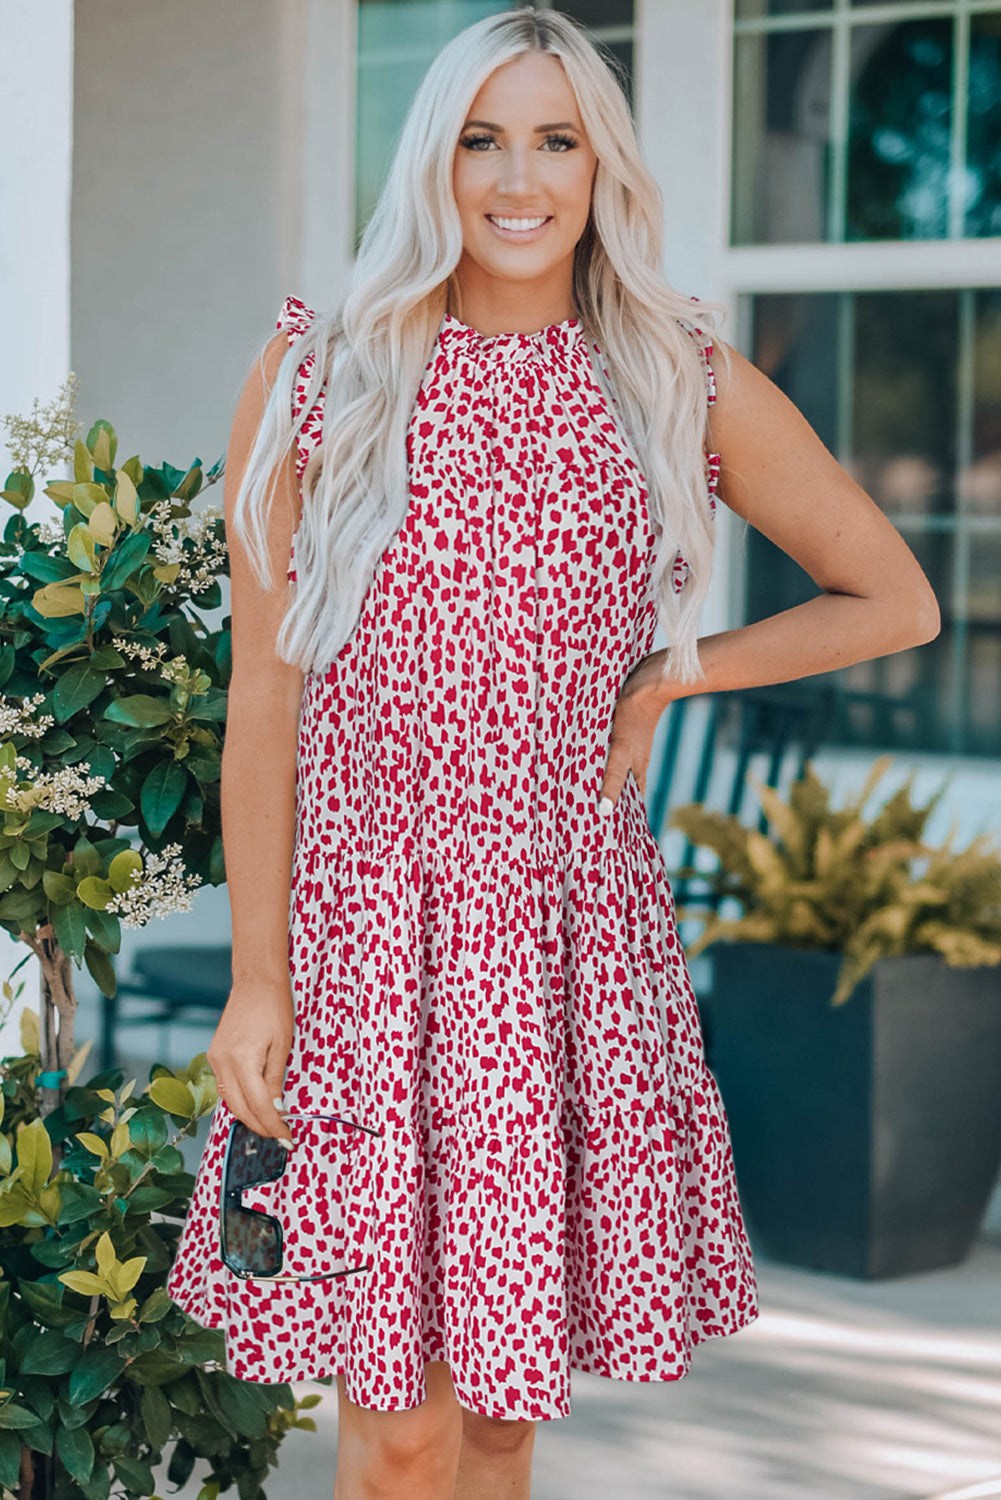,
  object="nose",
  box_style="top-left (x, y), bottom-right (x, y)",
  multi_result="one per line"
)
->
top-left (494, 144), bottom-right (537, 197)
